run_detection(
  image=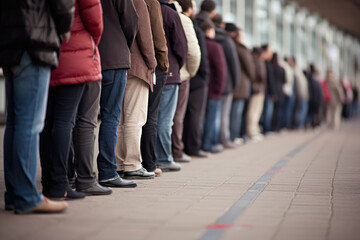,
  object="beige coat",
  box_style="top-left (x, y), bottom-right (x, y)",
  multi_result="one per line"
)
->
top-left (174, 1), bottom-right (201, 81)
